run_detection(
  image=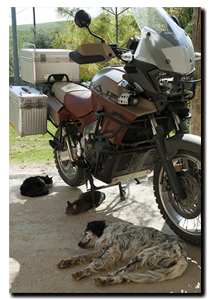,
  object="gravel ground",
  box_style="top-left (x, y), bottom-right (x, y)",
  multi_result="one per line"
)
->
top-left (9, 163), bottom-right (201, 294)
